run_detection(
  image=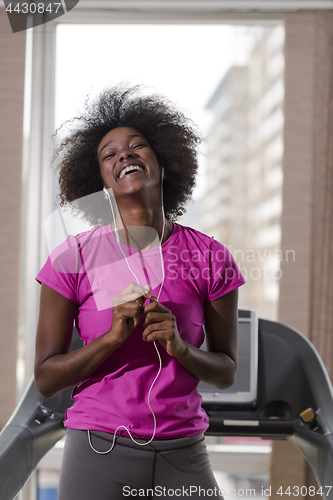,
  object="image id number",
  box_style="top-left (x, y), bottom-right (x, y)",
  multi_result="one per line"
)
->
top-left (6, 2), bottom-right (62, 14)
top-left (277, 486), bottom-right (332, 496)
